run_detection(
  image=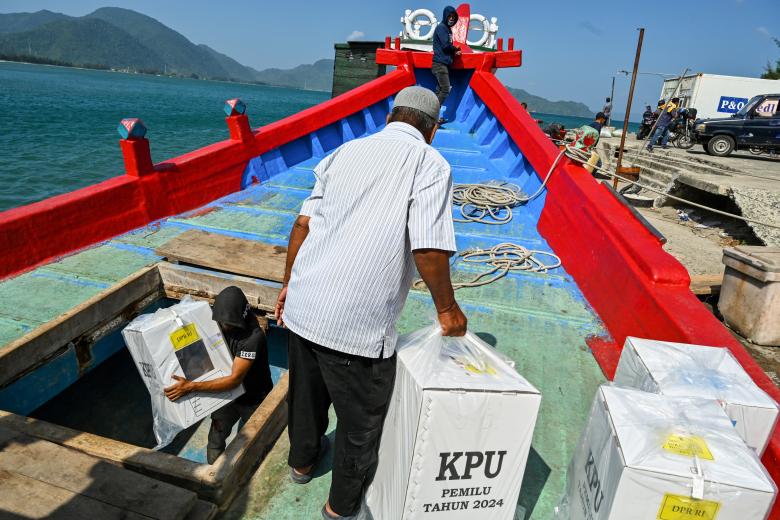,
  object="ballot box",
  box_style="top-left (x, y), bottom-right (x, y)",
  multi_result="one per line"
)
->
top-left (359, 326), bottom-right (542, 520)
top-left (614, 336), bottom-right (779, 455)
top-left (558, 386), bottom-right (776, 520)
top-left (122, 297), bottom-right (243, 448)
